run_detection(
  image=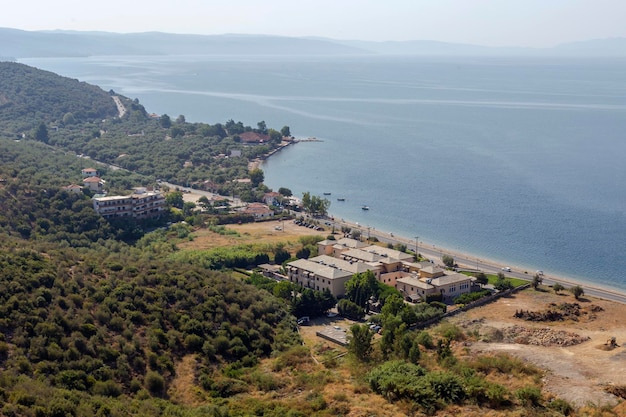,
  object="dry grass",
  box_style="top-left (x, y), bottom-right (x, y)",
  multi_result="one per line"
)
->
top-left (177, 219), bottom-right (329, 251)
top-left (168, 355), bottom-right (207, 406)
